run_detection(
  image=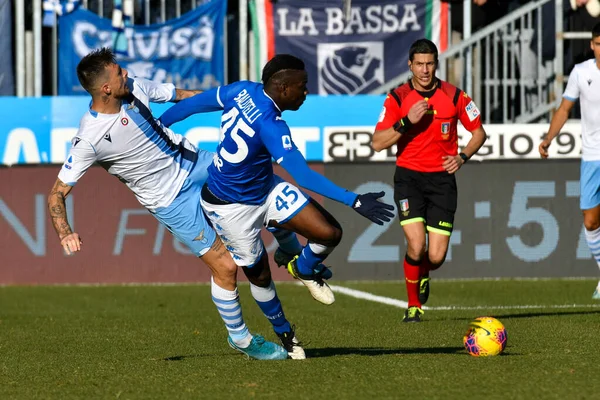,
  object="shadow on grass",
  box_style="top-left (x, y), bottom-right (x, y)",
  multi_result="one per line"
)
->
top-left (305, 346), bottom-right (465, 358)
top-left (445, 309), bottom-right (600, 321)
top-left (162, 354), bottom-right (215, 361)
top-left (162, 348), bottom-right (521, 360)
